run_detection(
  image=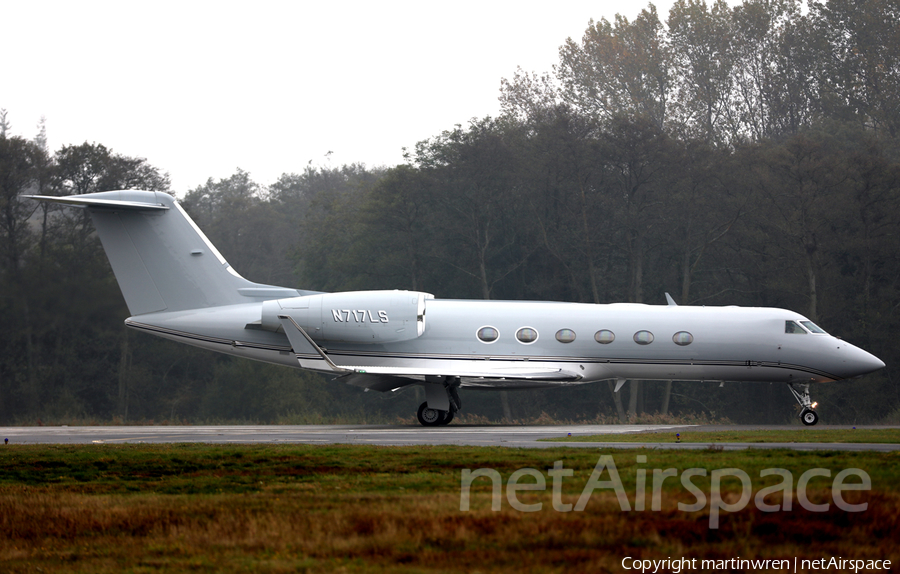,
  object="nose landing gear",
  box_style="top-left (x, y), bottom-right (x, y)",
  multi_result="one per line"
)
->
top-left (788, 382), bottom-right (819, 426)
